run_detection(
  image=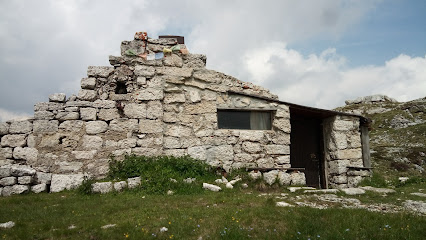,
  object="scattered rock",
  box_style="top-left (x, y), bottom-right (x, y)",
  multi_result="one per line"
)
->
top-left (203, 183), bottom-right (221, 192)
top-left (403, 200), bottom-right (426, 215)
top-left (127, 177), bottom-right (141, 189)
top-left (276, 201), bottom-right (293, 207)
top-left (304, 189), bottom-right (339, 194)
top-left (0, 221), bottom-right (15, 228)
top-left (92, 182), bottom-right (113, 194)
top-left (183, 178), bottom-right (196, 184)
top-left (68, 224), bottom-right (76, 229)
top-left (248, 171), bottom-right (262, 180)
top-left (399, 177), bottom-right (409, 183)
top-left (225, 182), bottom-right (233, 189)
top-left (410, 192), bottom-right (426, 197)
top-left (360, 186), bottom-right (396, 194)
top-left (287, 187), bottom-right (315, 193)
top-left (341, 188), bottom-right (366, 195)
top-left (113, 181), bottom-right (127, 191)
top-left (167, 190), bottom-right (174, 195)
top-left (101, 224), bottom-right (117, 229)
top-left (241, 183), bottom-right (248, 188)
